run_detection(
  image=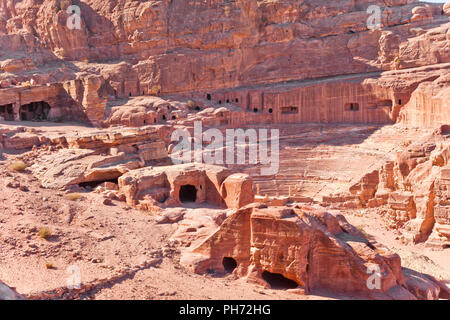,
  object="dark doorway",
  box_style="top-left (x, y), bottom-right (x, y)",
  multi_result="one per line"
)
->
top-left (222, 257), bottom-right (237, 273)
top-left (0, 104), bottom-right (14, 121)
top-left (261, 271), bottom-right (298, 290)
top-left (19, 101), bottom-right (51, 121)
top-left (345, 103), bottom-right (360, 111)
top-left (206, 94), bottom-right (211, 101)
top-left (78, 177), bottom-right (119, 189)
top-left (179, 185), bottom-right (197, 203)
top-left (281, 106), bottom-right (298, 114)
